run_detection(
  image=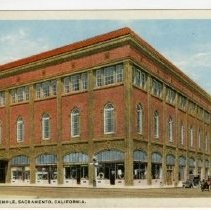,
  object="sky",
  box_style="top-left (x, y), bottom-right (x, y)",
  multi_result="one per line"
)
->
top-left (0, 20), bottom-right (211, 94)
